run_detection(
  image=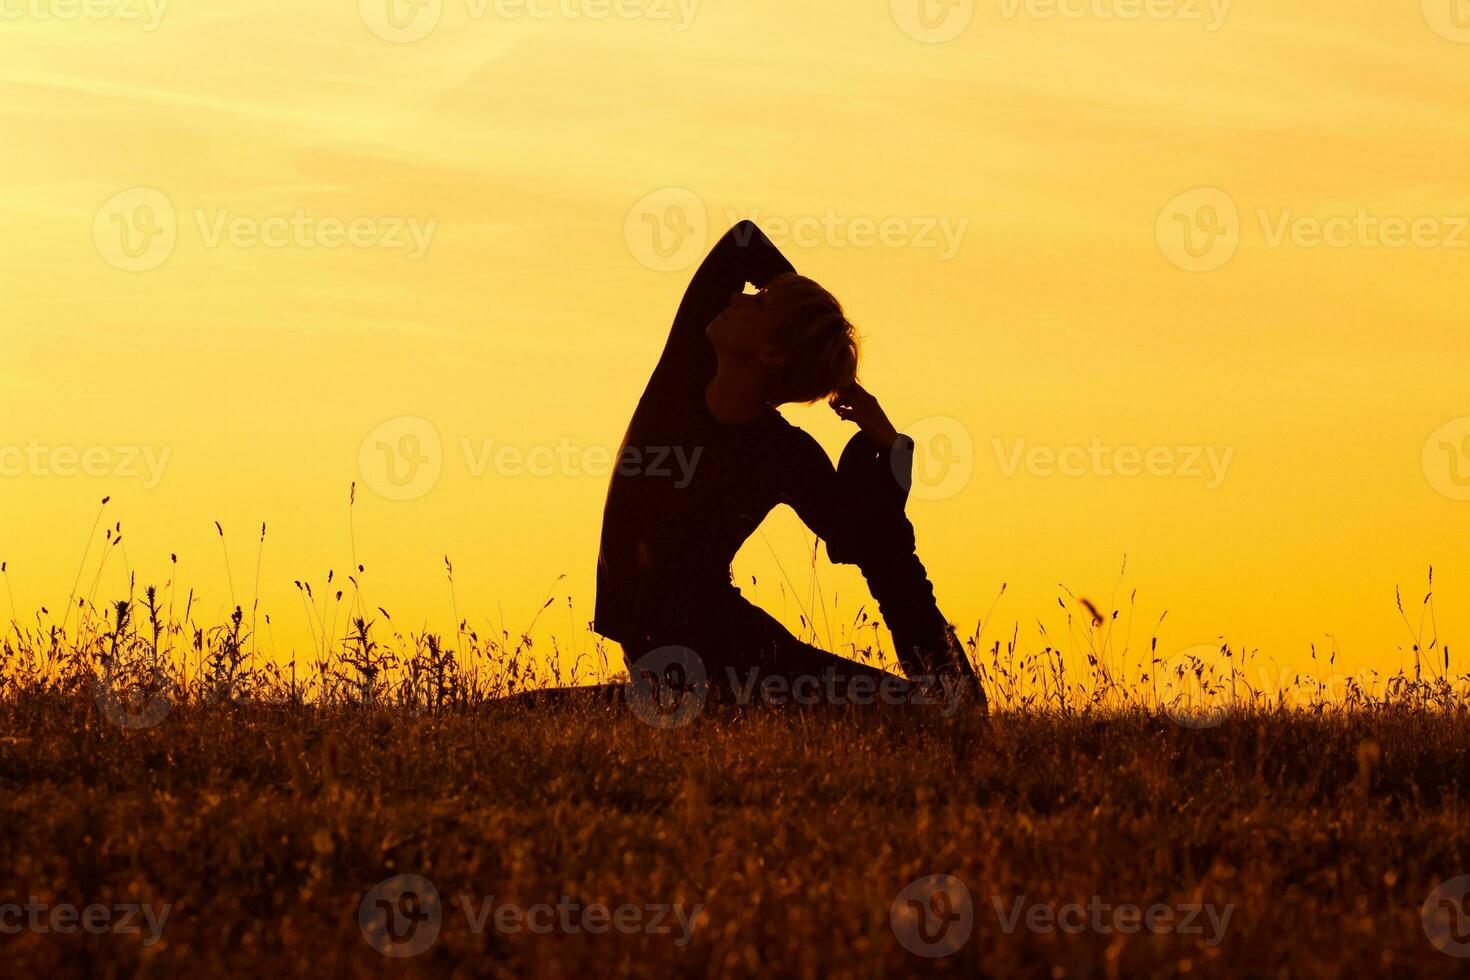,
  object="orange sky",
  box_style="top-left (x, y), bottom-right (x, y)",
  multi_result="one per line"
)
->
top-left (3, 0), bottom-right (1469, 690)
